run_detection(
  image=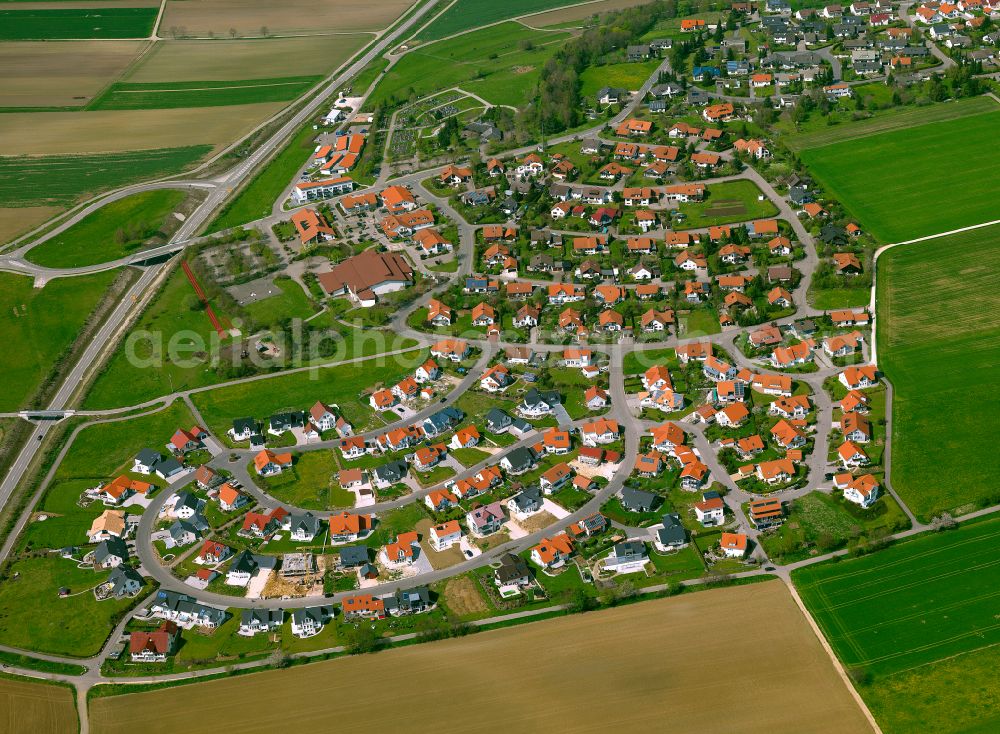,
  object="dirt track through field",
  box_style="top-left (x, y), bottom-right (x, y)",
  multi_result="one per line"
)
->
top-left (90, 580), bottom-right (875, 734)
